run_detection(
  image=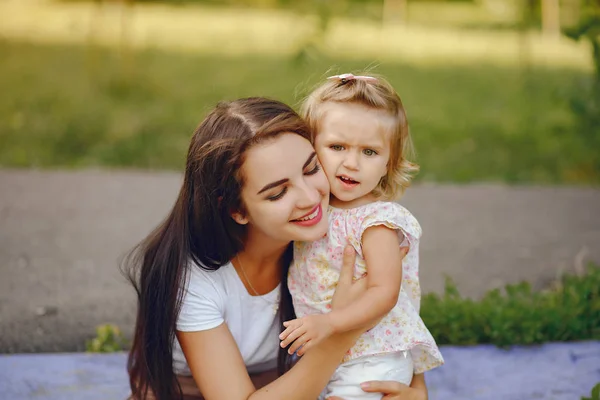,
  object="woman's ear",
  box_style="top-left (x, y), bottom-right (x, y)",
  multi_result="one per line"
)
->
top-left (231, 210), bottom-right (249, 225)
